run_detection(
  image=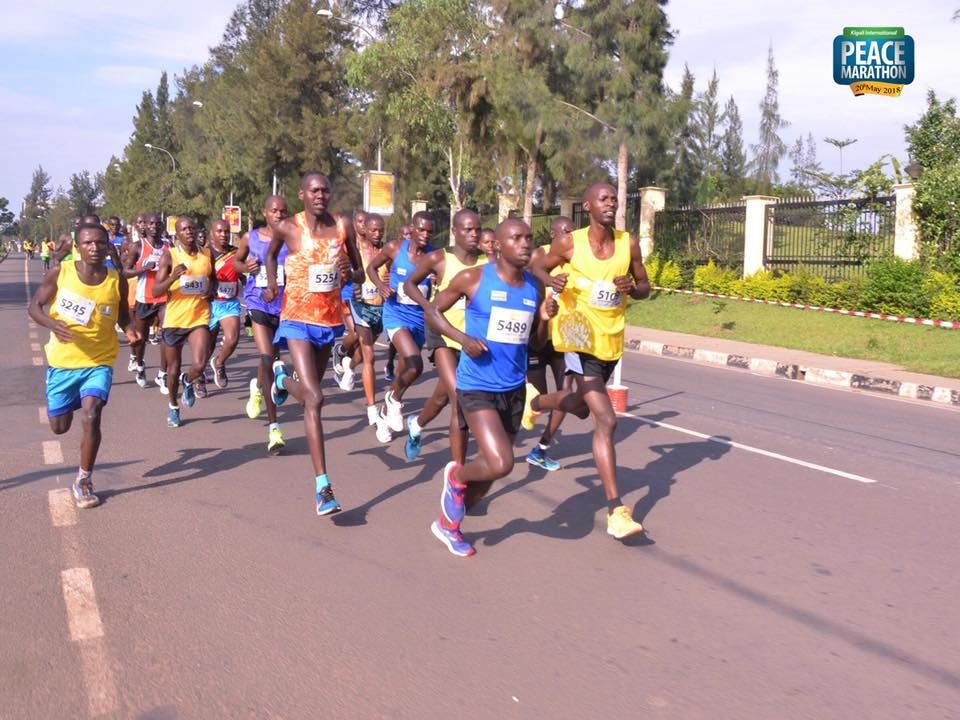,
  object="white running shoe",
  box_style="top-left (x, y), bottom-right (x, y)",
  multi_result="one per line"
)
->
top-left (367, 405), bottom-right (379, 426)
top-left (338, 357), bottom-right (355, 392)
top-left (384, 390), bottom-right (404, 433)
top-left (127, 354), bottom-right (138, 372)
top-left (375, 408), bottom-right (393, 444)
